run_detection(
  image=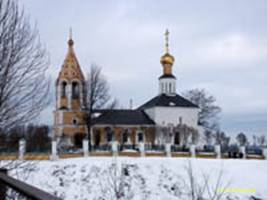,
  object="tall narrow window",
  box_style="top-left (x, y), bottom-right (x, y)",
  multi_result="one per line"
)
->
top-left (174, 132), bottom-right (180, 145)
top-left (72, 82), bottom-right (79, 99)
top-left (138, 132), bottom-right (143, 142)
top-left (105, 127), bottom-right (113, 142)
top-left (169, 83), bottom-right (172, 93)
top-left (61, 82), bottom-right (67, 97)
top-left (122, 130), bottom-right (128, 143)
